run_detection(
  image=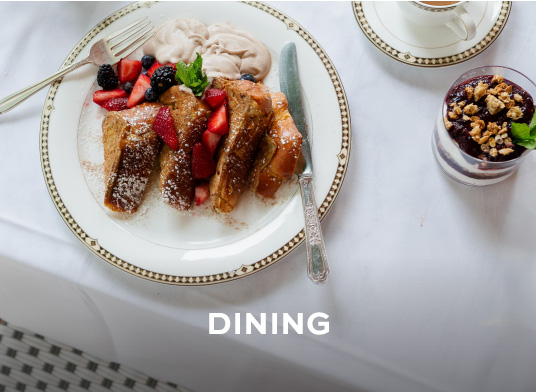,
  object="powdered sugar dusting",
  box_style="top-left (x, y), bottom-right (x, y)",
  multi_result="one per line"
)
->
top-left (78, 82), bottom-right (299, 250)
